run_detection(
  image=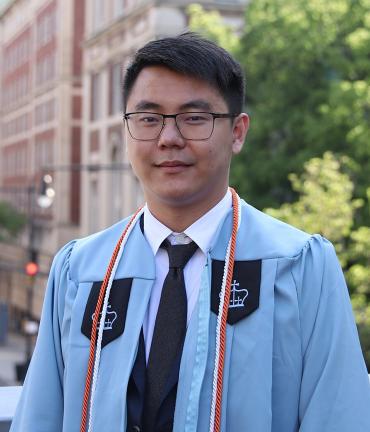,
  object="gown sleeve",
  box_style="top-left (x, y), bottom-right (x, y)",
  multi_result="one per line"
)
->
top-left (10, 240), bottom-right (77, 432)
top-left (292, 235), bottom-right (370, 431)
